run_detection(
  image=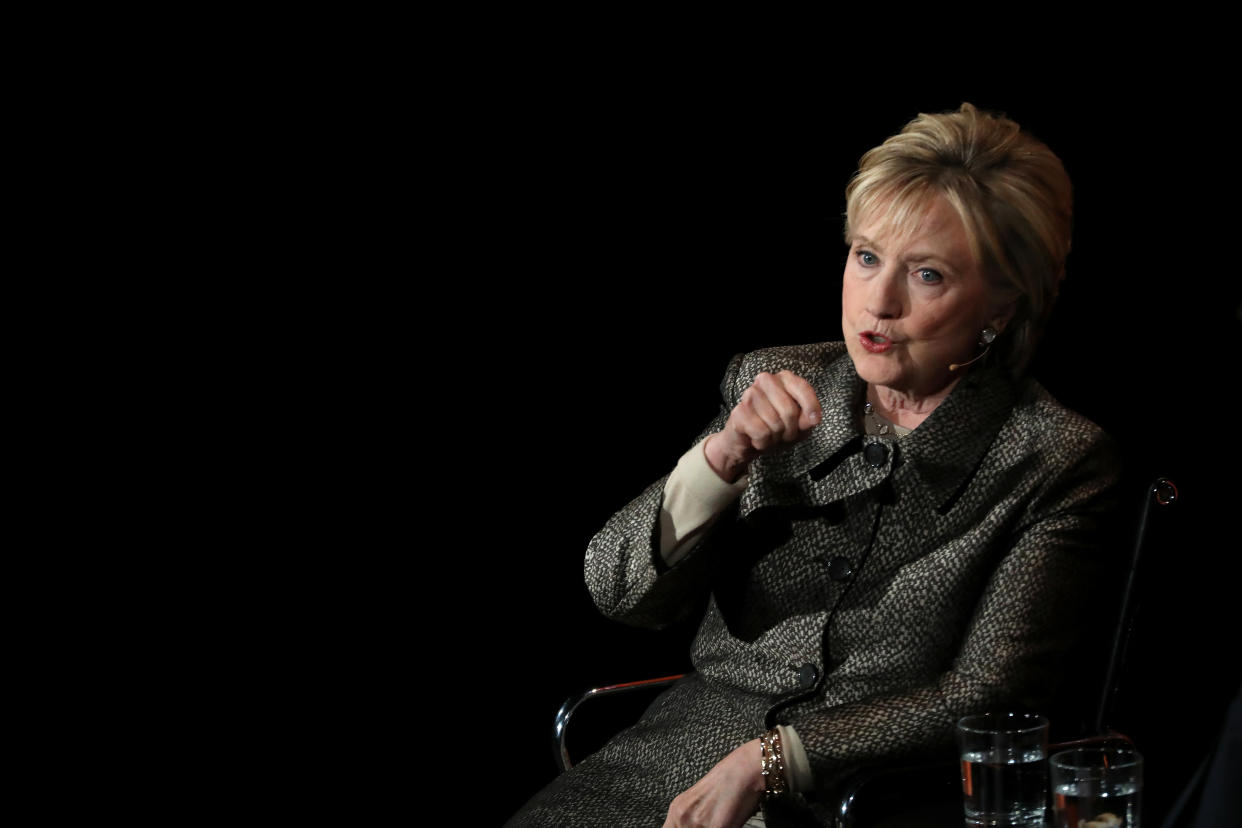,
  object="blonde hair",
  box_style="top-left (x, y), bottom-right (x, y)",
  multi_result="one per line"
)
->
top-left (844, 103), bottom-right (1072, 376)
